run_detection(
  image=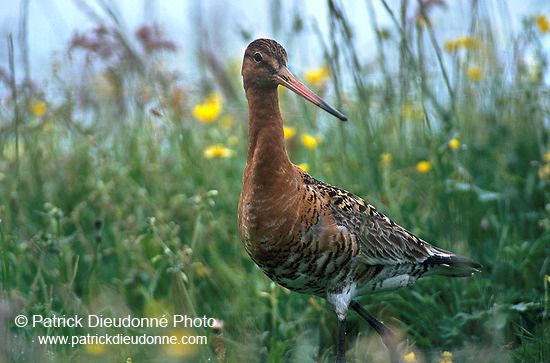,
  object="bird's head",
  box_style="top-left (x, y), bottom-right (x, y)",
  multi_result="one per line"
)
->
top-left (242, 38), bottom-right (347, 121)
